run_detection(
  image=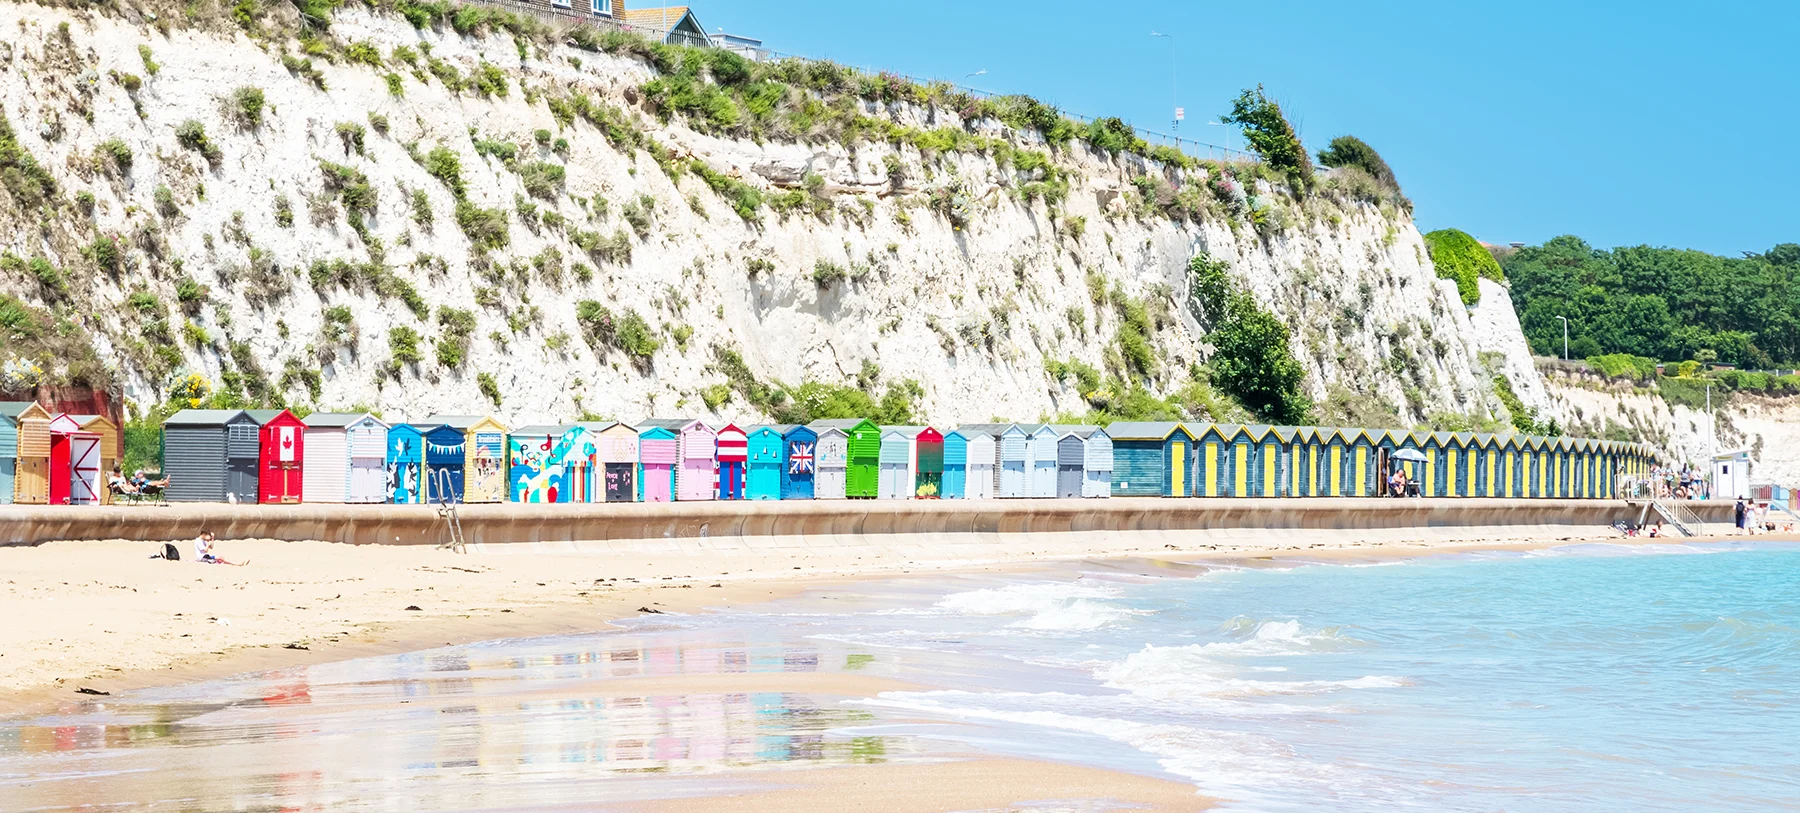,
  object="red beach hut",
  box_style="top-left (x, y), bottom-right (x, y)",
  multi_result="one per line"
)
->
top-left (46, 413), bottom-right (101, 505)
top-left (716, 423), bottom-right (748, 500)
top-left (256, 409), bottom-right (306, 504)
